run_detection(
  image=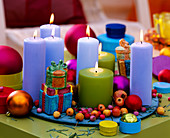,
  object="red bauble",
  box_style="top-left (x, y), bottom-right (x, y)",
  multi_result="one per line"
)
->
top-left (67, 69), bottom-right (76, 83)
top-left (158, 69), bottom-right (170, 83)
top-left (0, 46), bottom-right (22, 75)
top-left (125, 95), bottom-right (142, 111)
top-left (64, 24), bottom-right (96, 57)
